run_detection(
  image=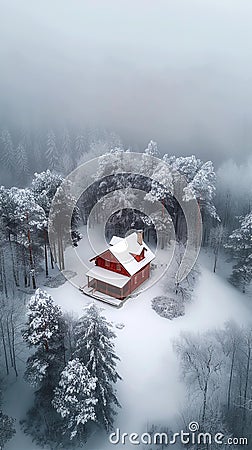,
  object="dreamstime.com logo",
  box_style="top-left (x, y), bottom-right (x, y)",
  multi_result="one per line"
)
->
top-left (48, 153), bottom-right (202, 289)
top-left (108, 421), bottom-right (249, 446)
